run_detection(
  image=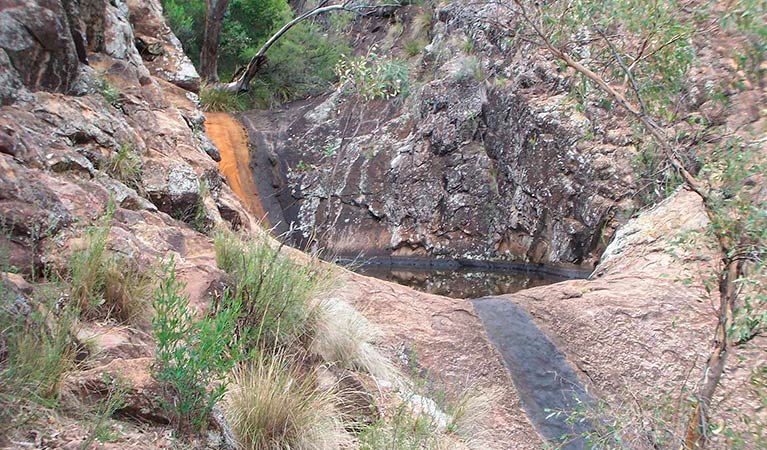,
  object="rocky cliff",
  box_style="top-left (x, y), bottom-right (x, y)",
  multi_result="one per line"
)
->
top-left (242, 2), bottom-right (639, 269)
